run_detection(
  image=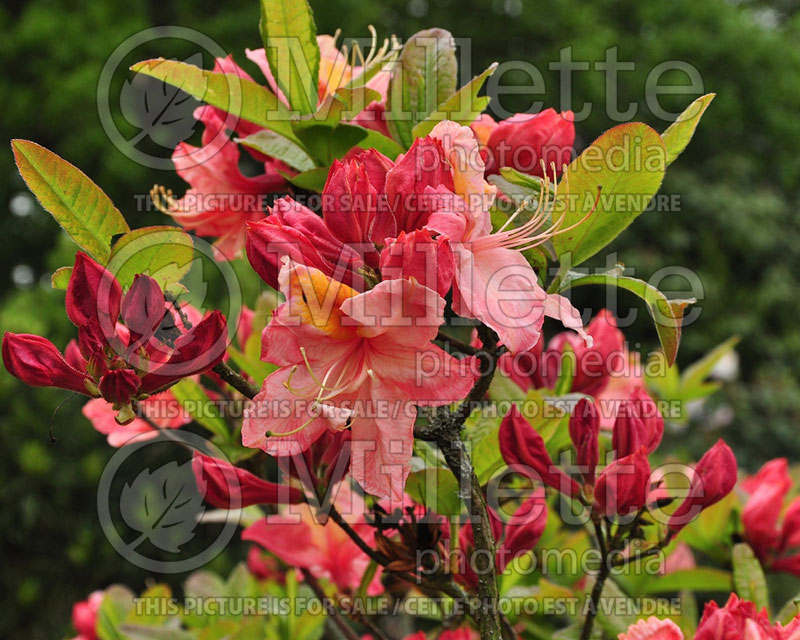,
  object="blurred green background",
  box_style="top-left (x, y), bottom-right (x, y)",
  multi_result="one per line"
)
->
top-left (2, 0), bottom-right (800, 636)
